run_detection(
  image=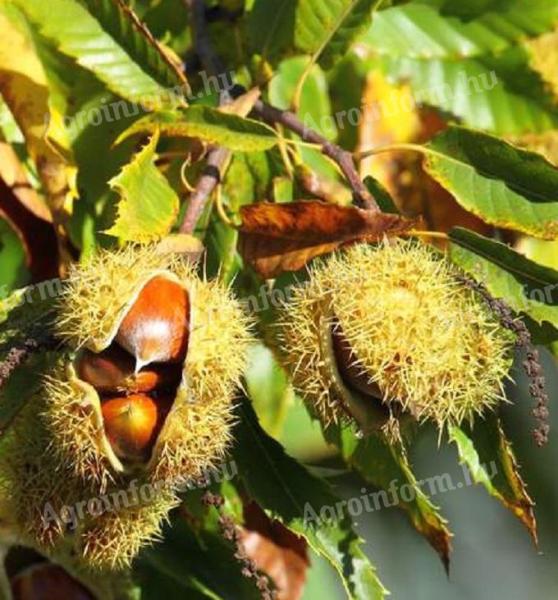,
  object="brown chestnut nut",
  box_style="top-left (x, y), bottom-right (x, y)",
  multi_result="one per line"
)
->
top-left (116, 276), bottom-right (190, 371)
top-left (76, 345), bottom-right (183, 394)
top-left (101, 393), bottom-right (173, 462)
